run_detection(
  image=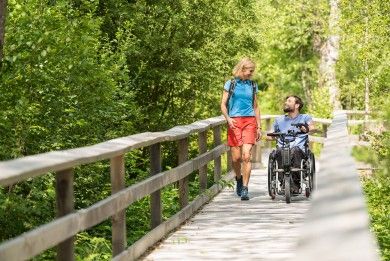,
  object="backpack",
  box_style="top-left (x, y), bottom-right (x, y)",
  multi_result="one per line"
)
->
top-left (226, 78), bottom-right (257, 113)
